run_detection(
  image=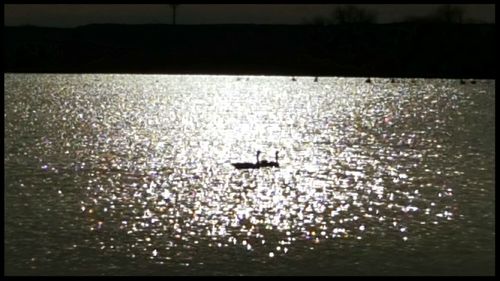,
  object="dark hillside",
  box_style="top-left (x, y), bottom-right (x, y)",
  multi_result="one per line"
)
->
top-left (4, 24), bottom-right (495, 78)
